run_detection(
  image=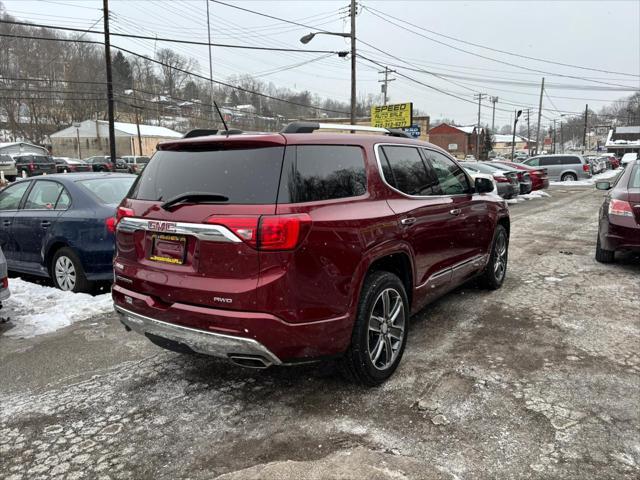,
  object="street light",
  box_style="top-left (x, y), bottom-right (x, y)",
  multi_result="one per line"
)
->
top-left (300, 0), bottom-right (356, 124)
top-left (511, 110), bottom-right (522, 161)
